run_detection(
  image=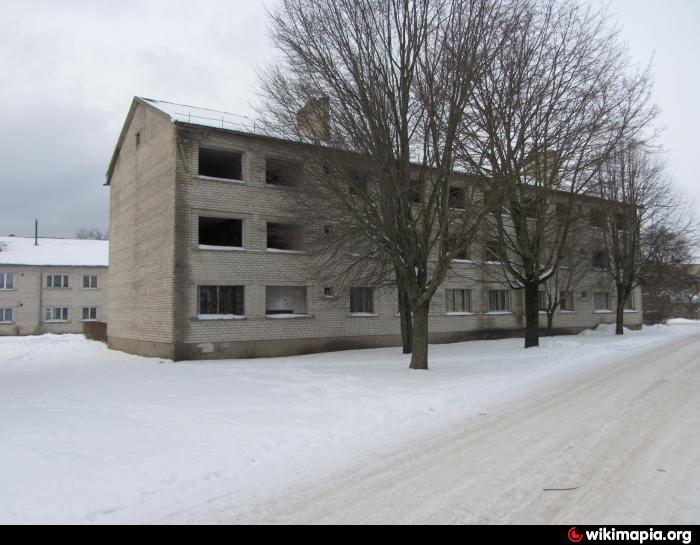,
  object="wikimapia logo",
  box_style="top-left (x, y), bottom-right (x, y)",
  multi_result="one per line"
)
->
top-left (567, 527), bottom-right (693, 544)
